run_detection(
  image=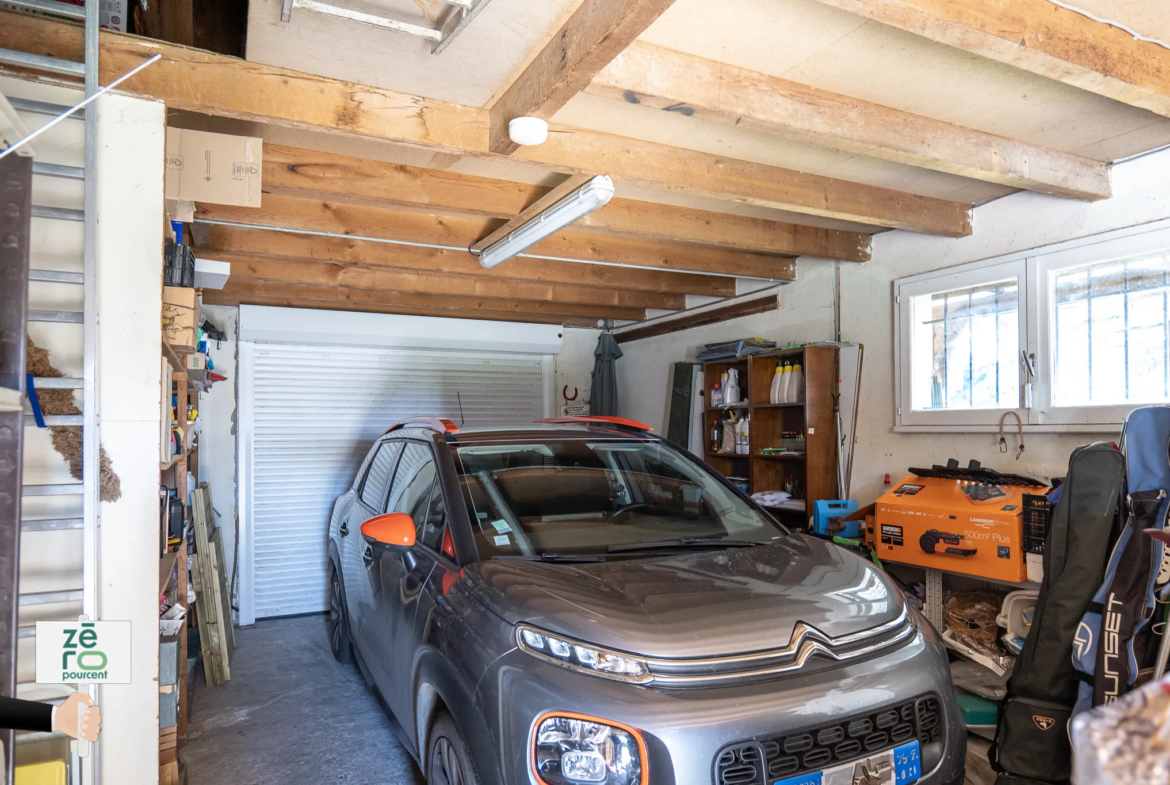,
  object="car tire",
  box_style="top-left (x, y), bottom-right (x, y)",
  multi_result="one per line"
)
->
top-left (427, 712), bottom-right (481, 785)
top-left (327, 563), bottom-right (352, 664)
